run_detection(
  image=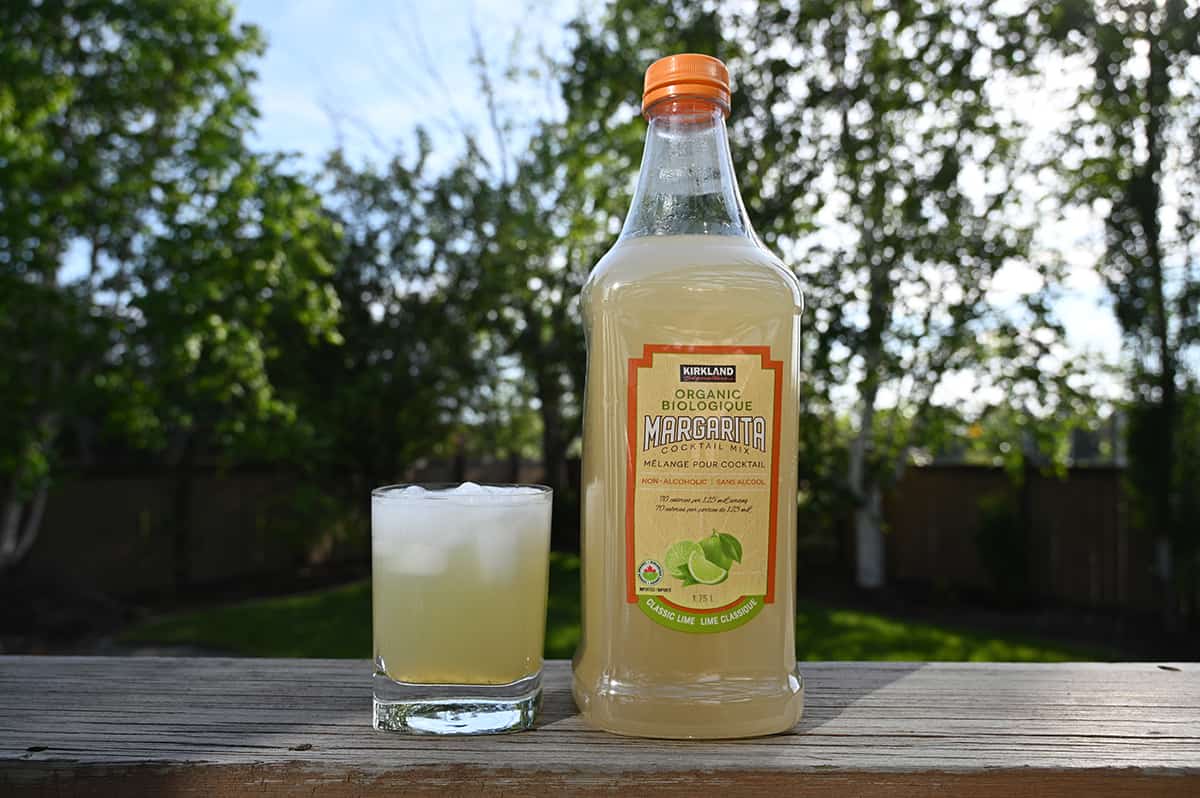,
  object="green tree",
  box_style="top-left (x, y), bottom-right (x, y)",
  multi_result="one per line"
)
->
top-left (299, 146), bottom-right (486, 487)
top-left (0, 0), bottom-right (340, 581)
top-left (1028, 0), bottom-right (1200, 620)
top-left (740, 0), bottom-right (1084, 589)
top-left (386, 29), bottom-right (651, 546)
top-left (556, 0), bottom-right (1080, 583)
top-left (110, 151), bottom-right (340, 588)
